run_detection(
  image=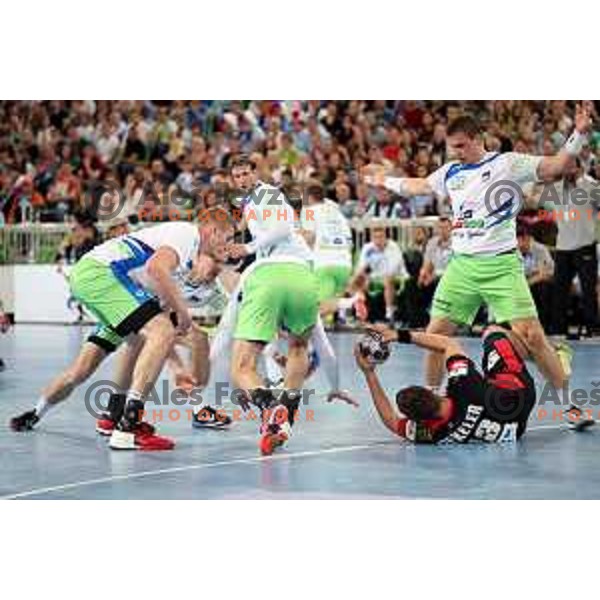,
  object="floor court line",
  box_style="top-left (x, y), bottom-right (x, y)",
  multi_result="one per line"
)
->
top-left (1, 423), bottom-right (565, 500)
